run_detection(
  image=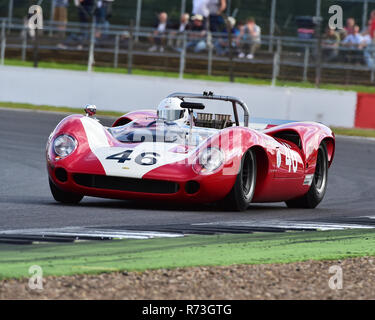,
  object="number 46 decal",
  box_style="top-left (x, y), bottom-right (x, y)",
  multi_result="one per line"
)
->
top-left (277, 143), bottom-right (298, 173)
top-left (284, 144), bottom-right (298, 173)
top-left (106, 150), bottom-right (160, 166)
